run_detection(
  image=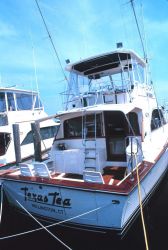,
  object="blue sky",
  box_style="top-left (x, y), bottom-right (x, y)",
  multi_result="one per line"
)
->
top-left (0, 0), bottom-right (167, 114)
